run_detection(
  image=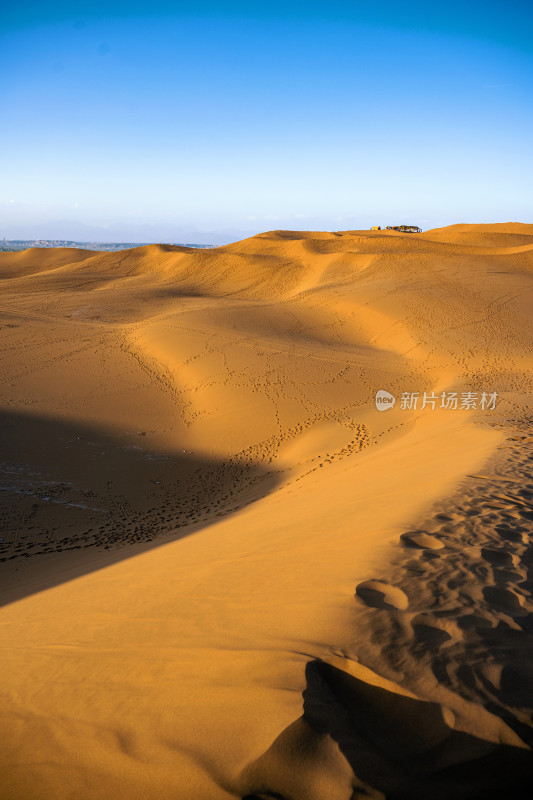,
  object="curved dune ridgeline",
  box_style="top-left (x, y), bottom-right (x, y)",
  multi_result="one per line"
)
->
top-left (0, 224), bottom-right (532, 798)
